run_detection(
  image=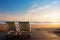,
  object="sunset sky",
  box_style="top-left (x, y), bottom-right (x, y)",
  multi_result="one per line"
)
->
top-left (0, 0), bottom-right (60, 22)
